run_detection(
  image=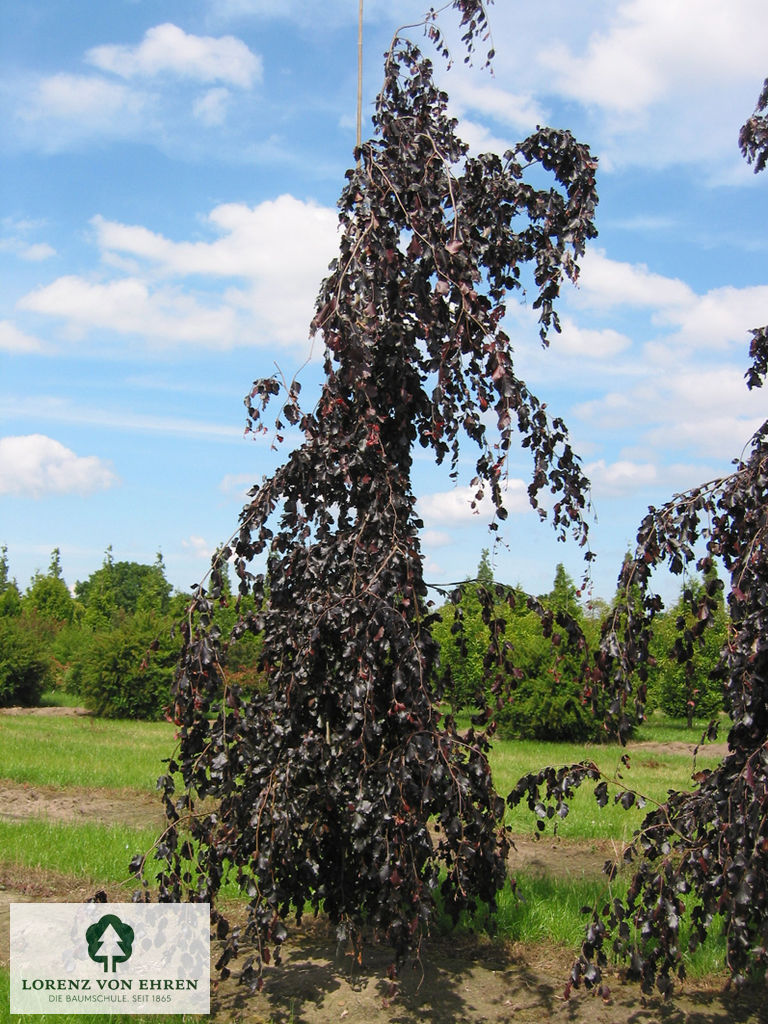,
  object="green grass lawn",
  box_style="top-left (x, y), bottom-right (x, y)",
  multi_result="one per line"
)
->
top-left (0, 707), bottom-right (729, 994)
top-left (494, 736), bottom-right (723, 838)
top-left (0, 819), bottom-right (160, 888)
top-left (0, 713), bottom-right (176, 790)
top-left (0, 708), bottom-right (728, 863)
